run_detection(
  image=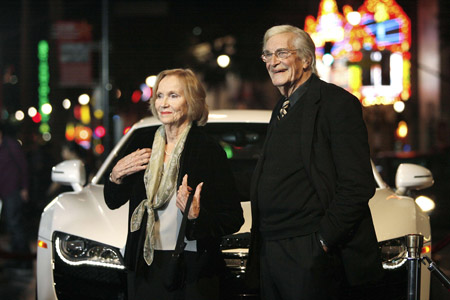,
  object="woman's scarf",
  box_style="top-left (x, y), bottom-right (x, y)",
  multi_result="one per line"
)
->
top-left (130, 122), bottom-right (192, 265)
